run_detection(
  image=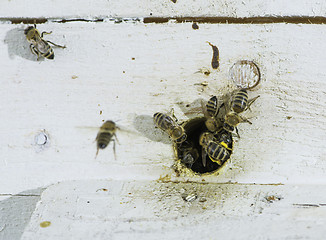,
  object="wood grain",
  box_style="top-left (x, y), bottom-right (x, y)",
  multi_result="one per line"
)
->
top-left (1, 22), bottom-right (326, 195)
top-left (1, 0), bottom-right (326, 19)
top-left (21, 180), bottom-right (326, 239)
